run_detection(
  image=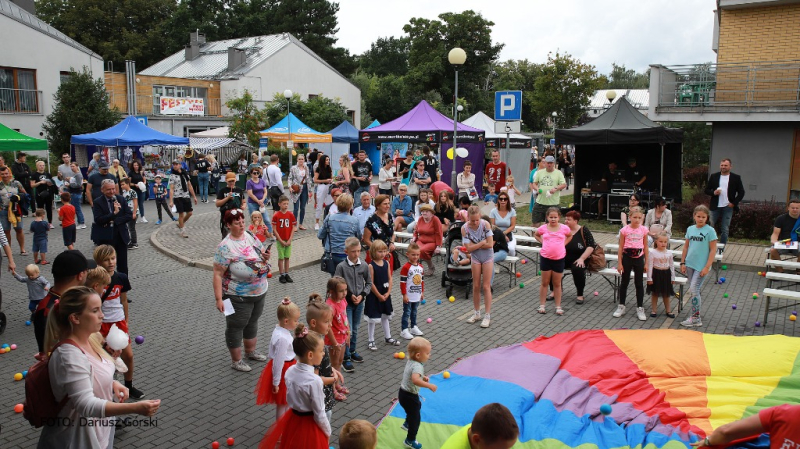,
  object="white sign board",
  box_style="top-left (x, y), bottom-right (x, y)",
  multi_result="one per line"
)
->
top-left (159, 96), bottom-right (205, 116)
top-left (494, 121), bottom-right (521, 134)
